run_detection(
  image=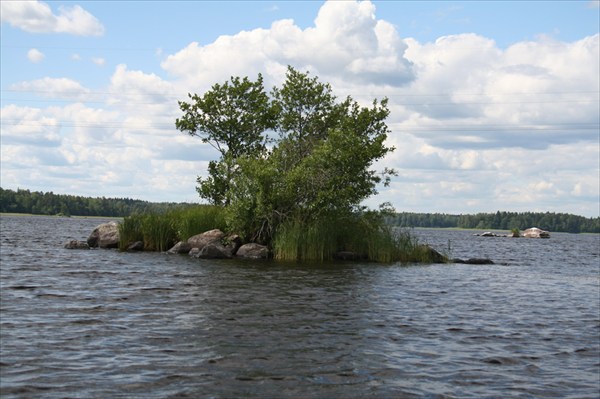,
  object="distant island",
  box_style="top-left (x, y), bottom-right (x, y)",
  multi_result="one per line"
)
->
top-left (2, 187), bottom-right (598, 234)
